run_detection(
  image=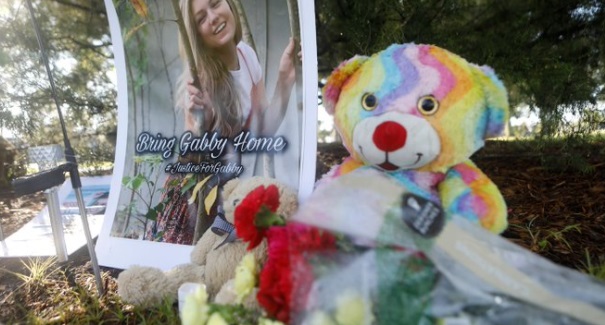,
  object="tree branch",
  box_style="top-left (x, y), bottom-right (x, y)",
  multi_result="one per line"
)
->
top-left (51, 0), bottom-right (106, 16)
